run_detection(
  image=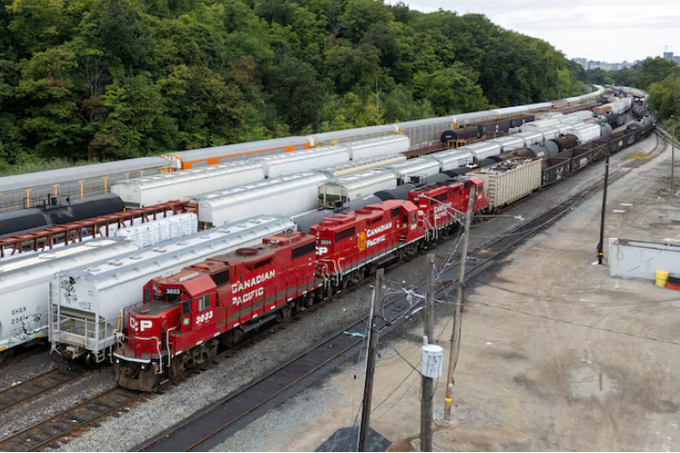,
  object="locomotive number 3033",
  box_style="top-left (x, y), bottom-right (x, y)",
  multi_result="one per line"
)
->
top-left (196, 311), bottom-right (214, 324)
